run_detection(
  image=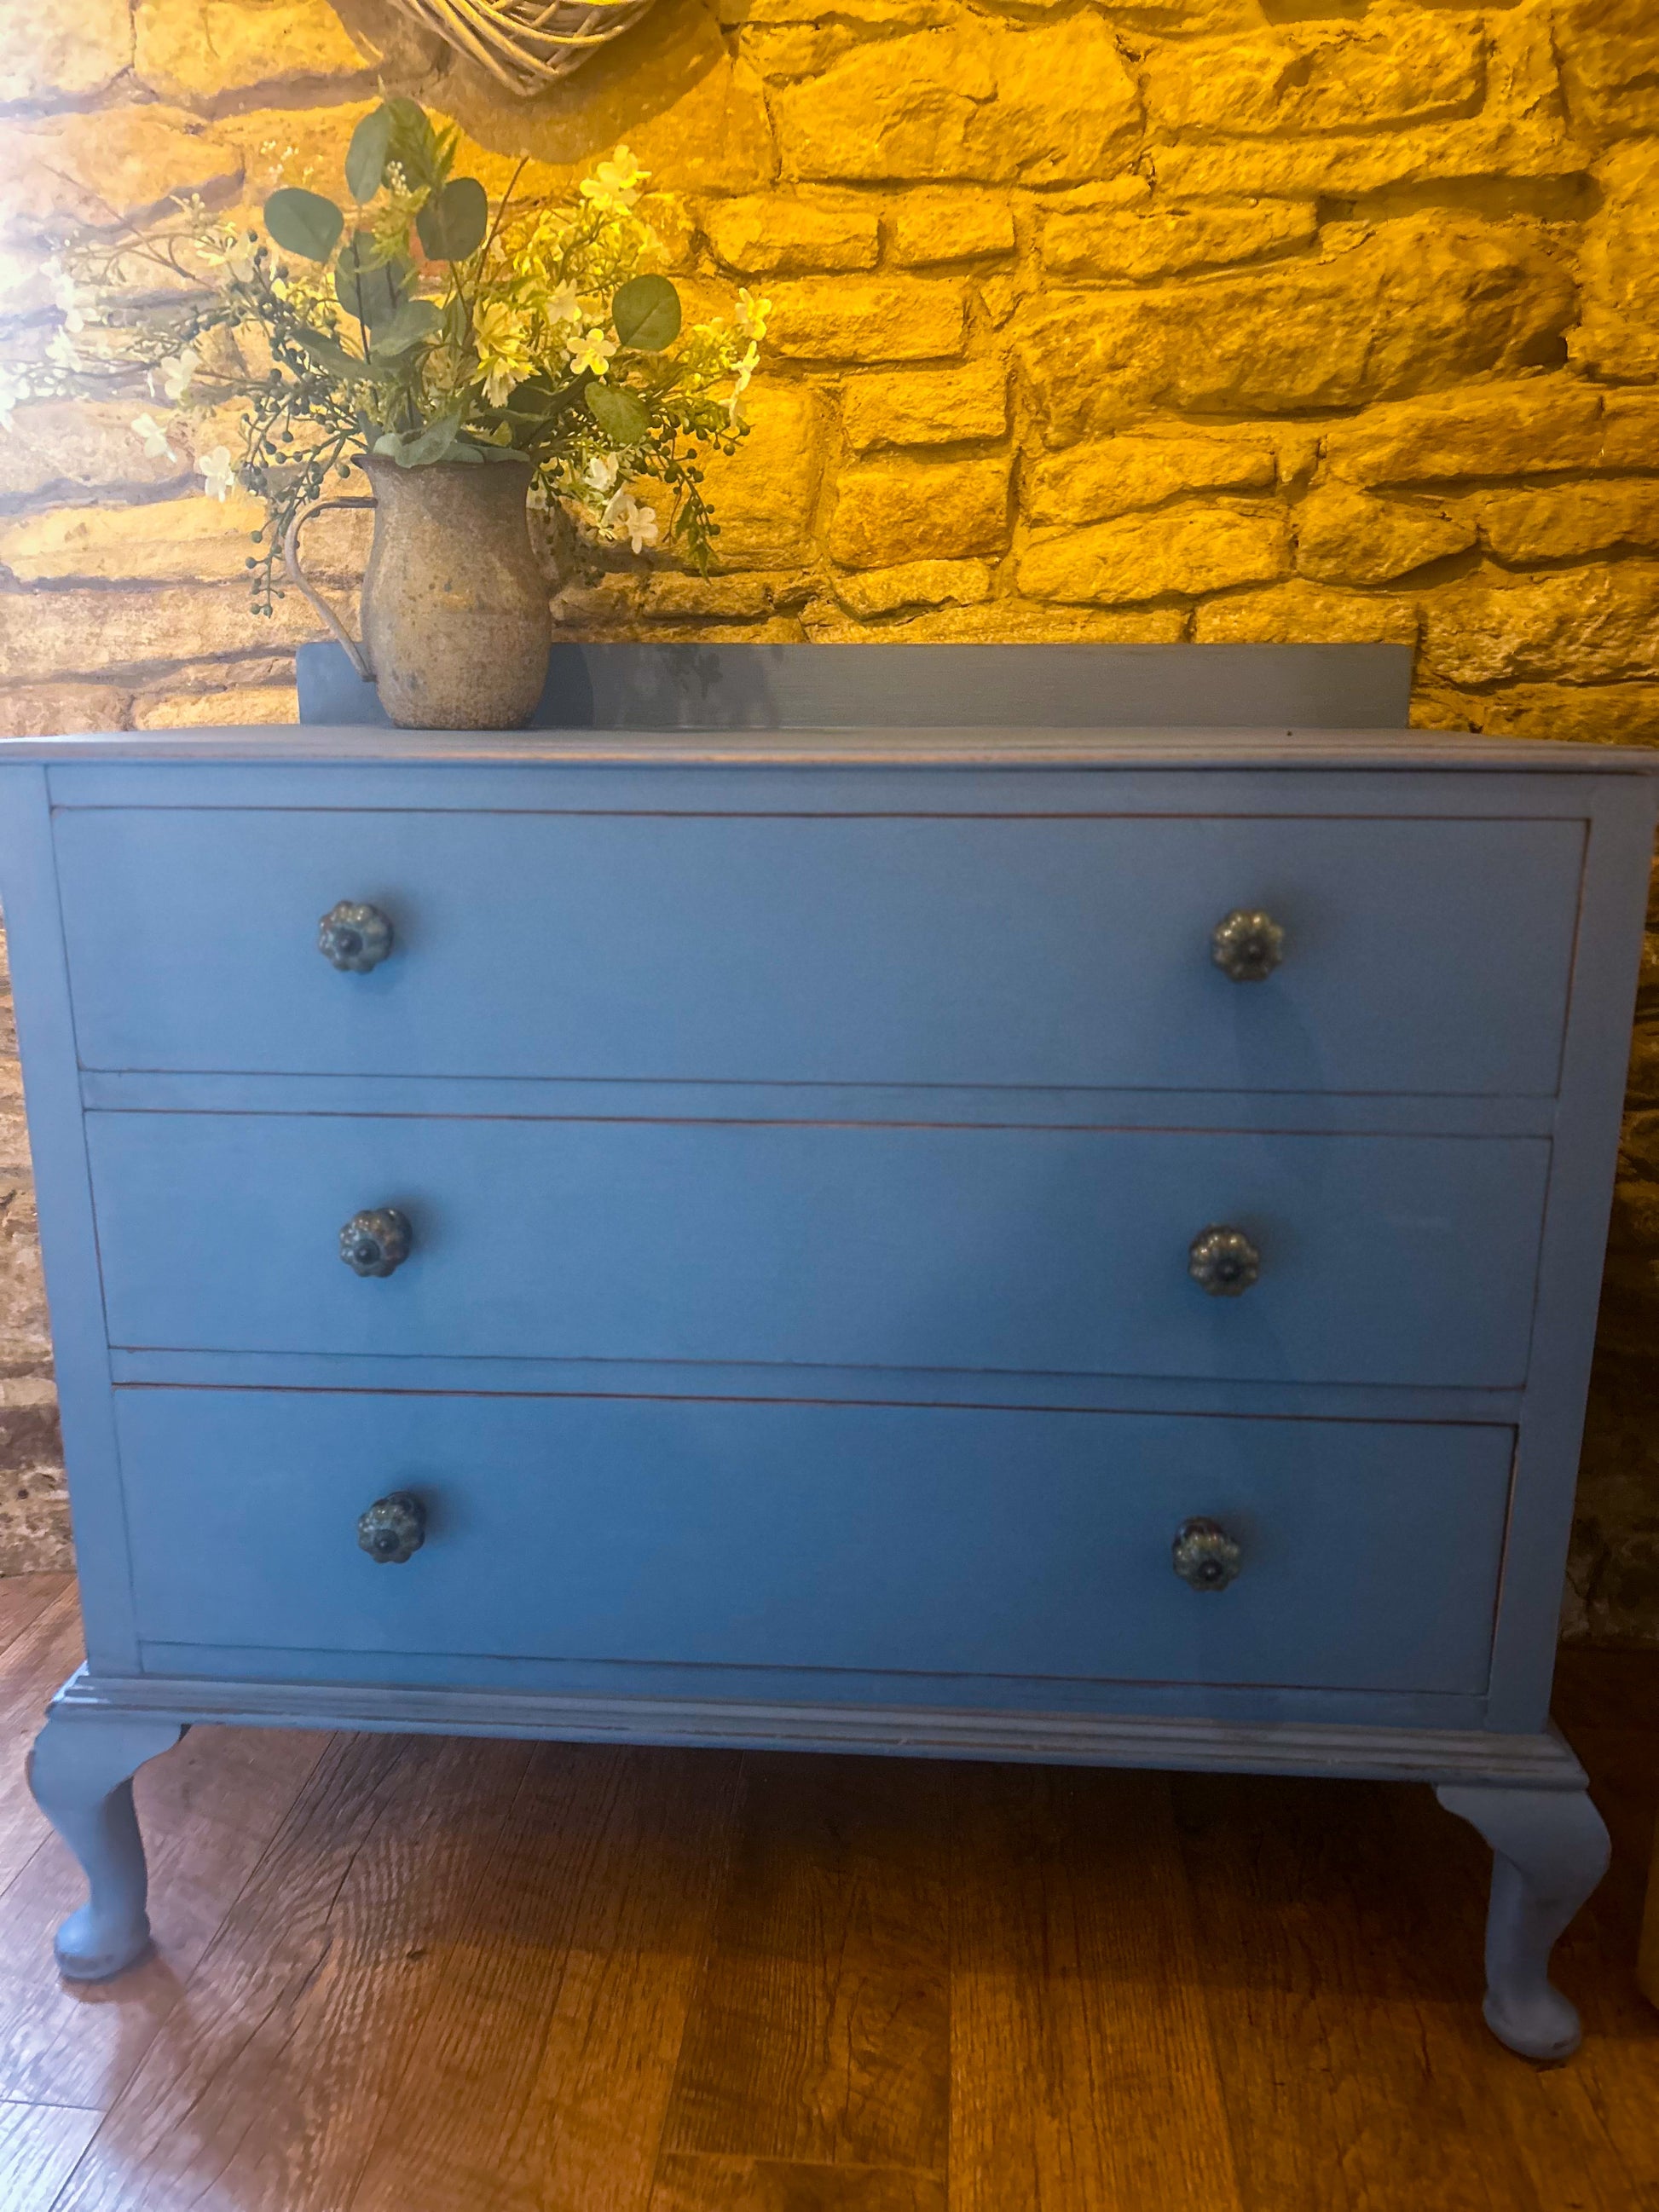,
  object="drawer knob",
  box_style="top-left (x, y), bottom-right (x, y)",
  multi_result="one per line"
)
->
top-left (319, 901), bottom-right (393, 973)
top-left (340, 1206), bottom-right (413, 1278)
top-left (1211, 909), bottom-right (1285, 982)
top-left (357, 1491), bottom-right (425, 1565)
top-left (1172, 1516), bottom-right (1242, 1592)
top-left (1188, 1224), bottom-right (1260, 1297)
